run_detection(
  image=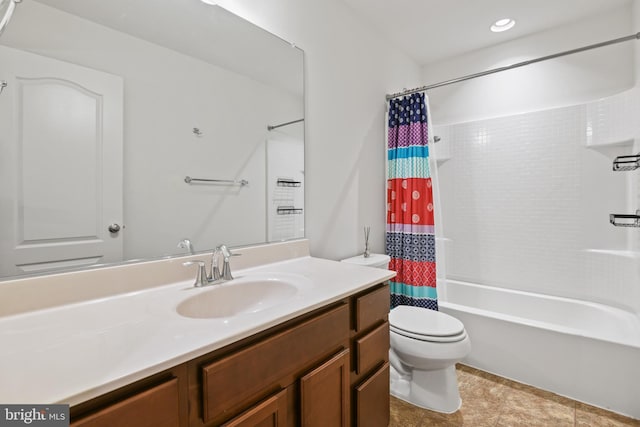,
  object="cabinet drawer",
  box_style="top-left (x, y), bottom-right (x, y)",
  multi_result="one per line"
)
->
top-left (355, 362), bottom-right (390, 427)
top-left (201, 304), bottom-right (349, 424)
top-left (71, 378), bottom-right (180, 427)
top-left (221, 389), bottom-right (287, 427)
top-left (355, 284), bottom-right (389, 332)
top-left (355, 321), bottom-right (389, 375)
